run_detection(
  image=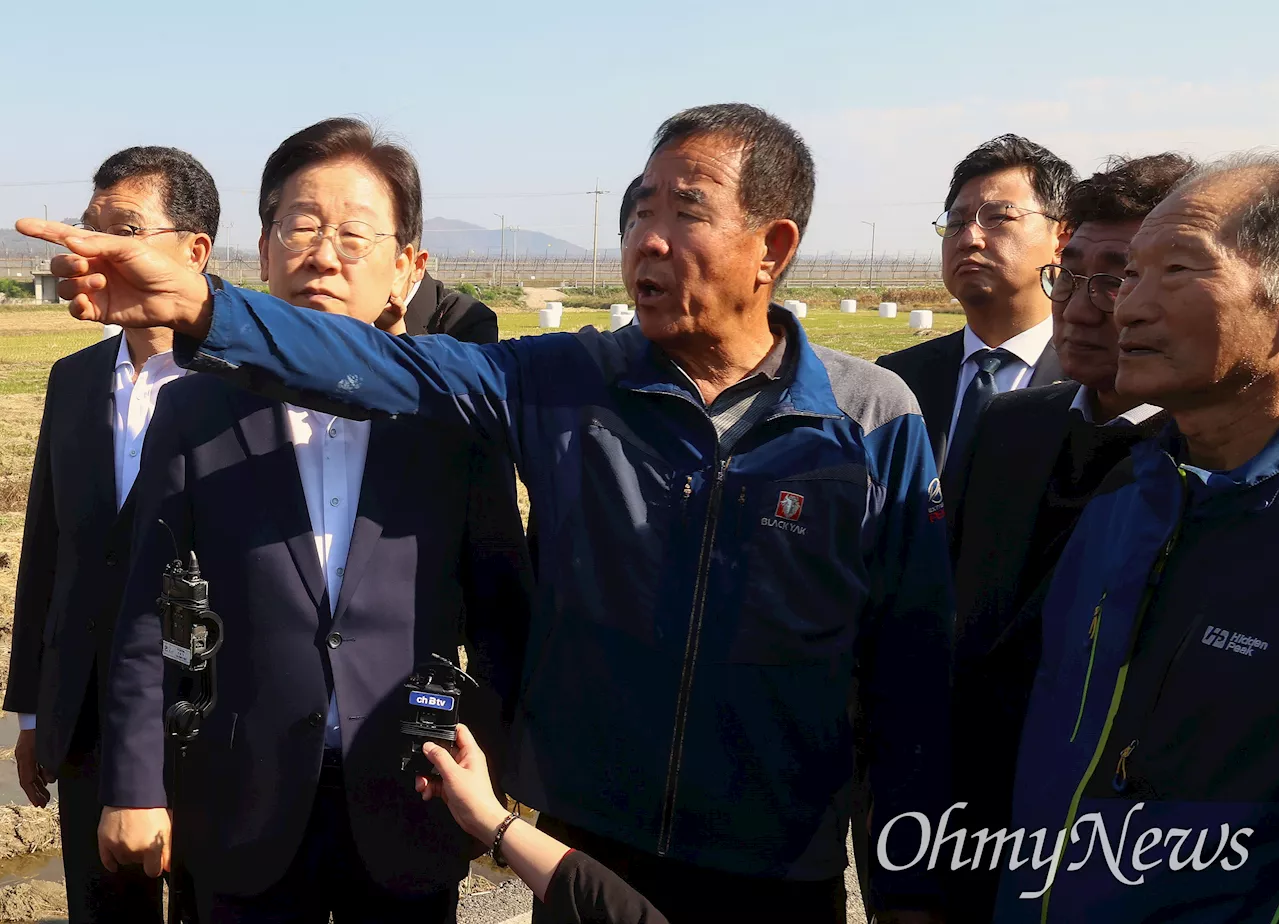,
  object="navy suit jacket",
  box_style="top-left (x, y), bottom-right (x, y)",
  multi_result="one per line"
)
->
top-left (3, 336), bottom-right (135, 774)
top-left (101, 373), bottom-right (533, 897)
